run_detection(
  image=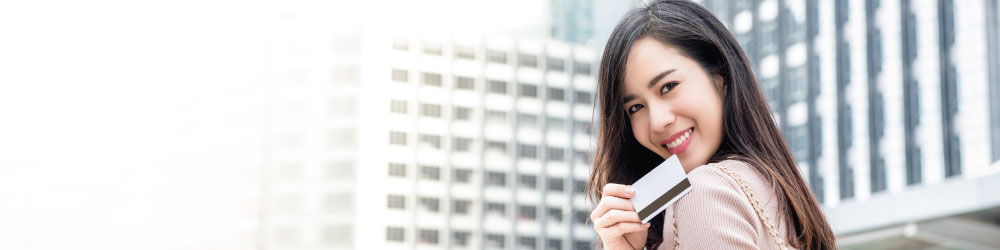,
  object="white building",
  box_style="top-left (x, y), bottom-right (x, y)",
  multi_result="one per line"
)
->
top-left (696, 0), bottom-right (1000, 248)
top-left (262, 25), bottom-right (600, 250)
